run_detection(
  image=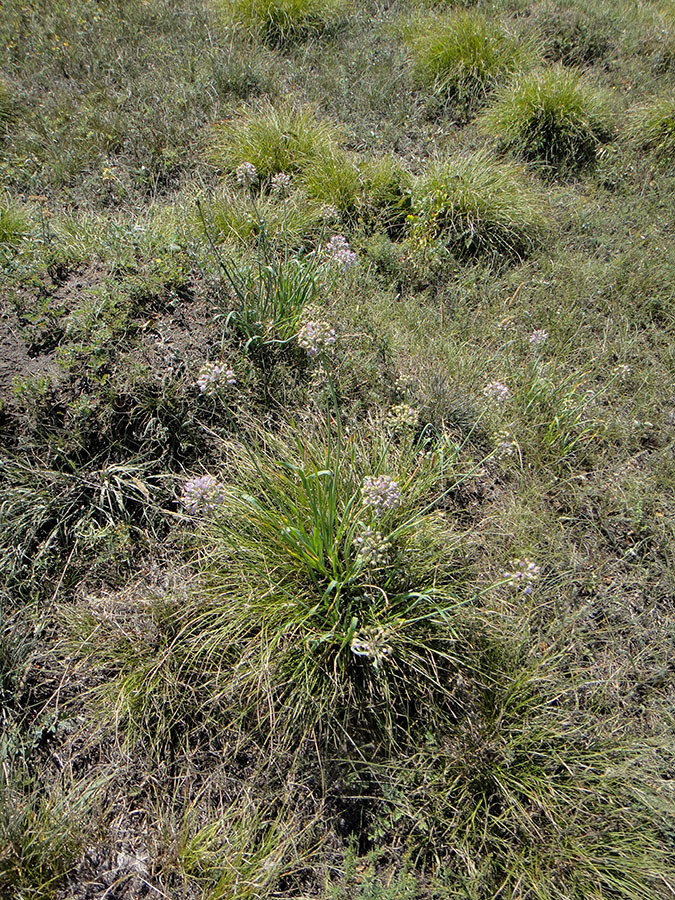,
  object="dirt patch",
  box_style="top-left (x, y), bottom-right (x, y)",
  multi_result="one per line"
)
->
top-left (0, 295), bottom-right (59, 404)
